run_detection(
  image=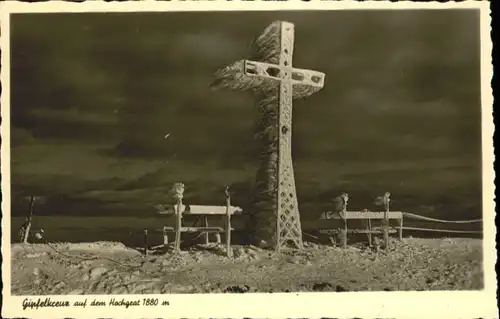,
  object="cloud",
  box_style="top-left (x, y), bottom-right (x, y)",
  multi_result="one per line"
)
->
top-left (8, 10), bottom-right (482, 217)
top-left (29, 108), bottom-right (118, 126)
top-left (172, 32), bottom-right (246, 61)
